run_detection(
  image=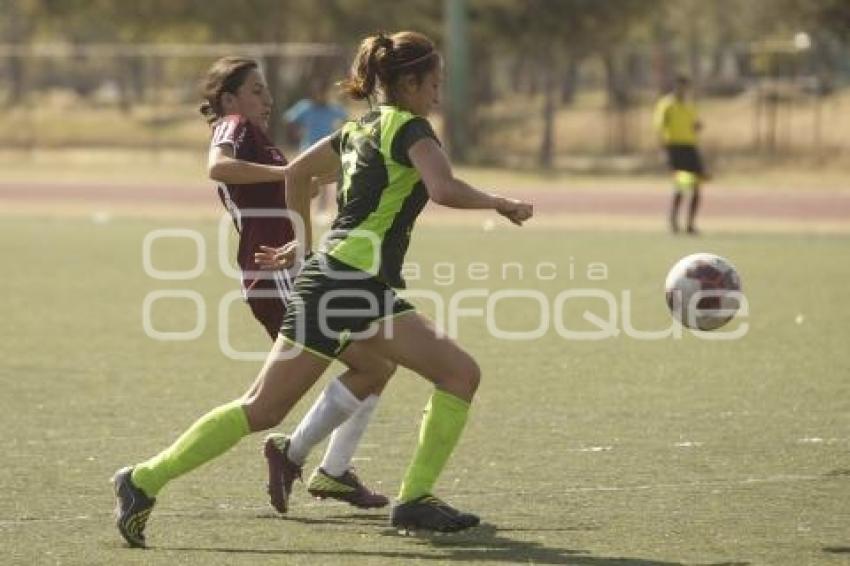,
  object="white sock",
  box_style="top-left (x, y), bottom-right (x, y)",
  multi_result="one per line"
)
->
top-left (320, 393), bottom-right (379, 477)
top-left (287, 378), bottom-right (361, 466)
